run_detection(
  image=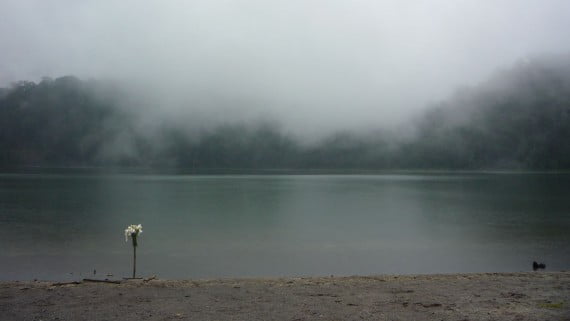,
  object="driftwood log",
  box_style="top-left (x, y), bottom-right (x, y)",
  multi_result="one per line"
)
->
top-left (82, 279), bottom-right (122, 284)
top-left (51, 281), bottom-right (81, 286)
